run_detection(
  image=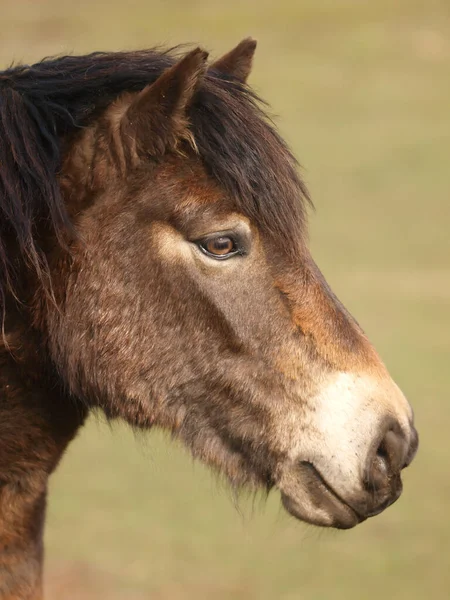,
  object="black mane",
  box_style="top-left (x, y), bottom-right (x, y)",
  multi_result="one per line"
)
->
top-left (0, 48), bottom-right (310, 305)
